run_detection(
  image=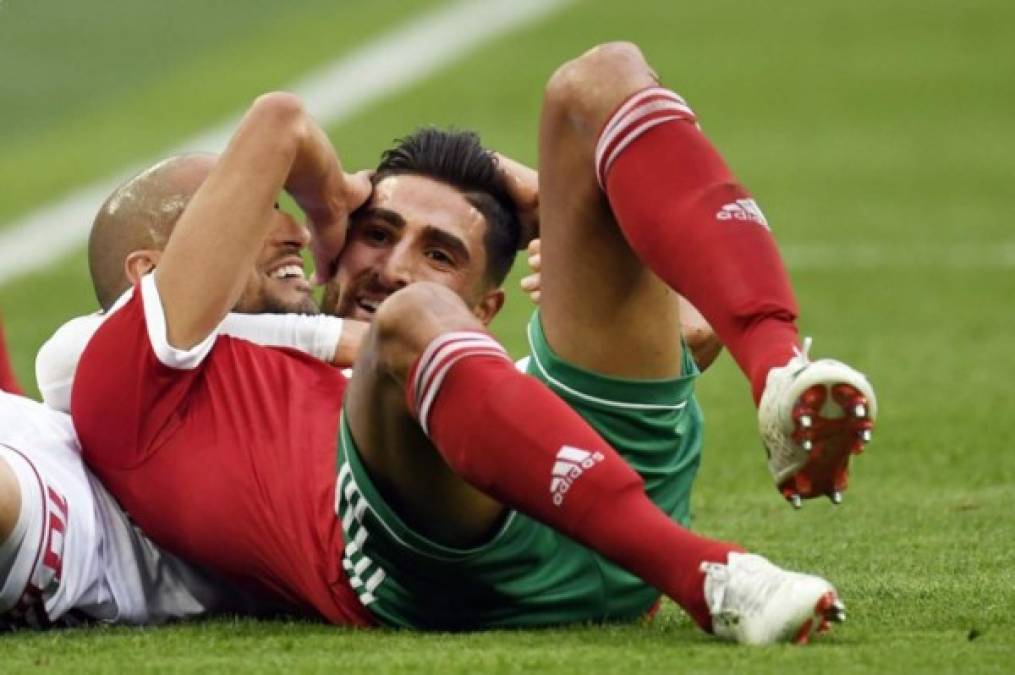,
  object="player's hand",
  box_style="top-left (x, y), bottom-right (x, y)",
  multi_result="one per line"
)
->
top-left (310, 169), bottom-right (373, 285)
top-left (677, 296), bottom-right (724, 372)
top-left (494, 152), bottom-right (539, 248)
top-left (519, 238), bottom-right (541, 304)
